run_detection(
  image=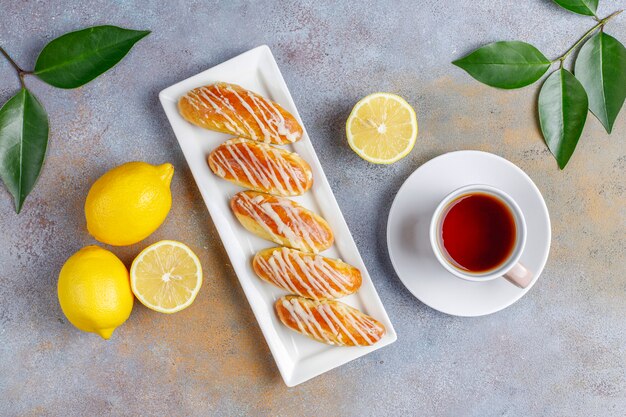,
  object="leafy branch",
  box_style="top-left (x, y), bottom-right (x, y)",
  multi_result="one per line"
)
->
top-left (0, 47), bottom-right (32, 87)
top-left (554, 9), bottom-right (622, 66)
top-left (0, 25), bottom-right (149, 213)
top-left (452, 1), bottom-right (625, 169)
